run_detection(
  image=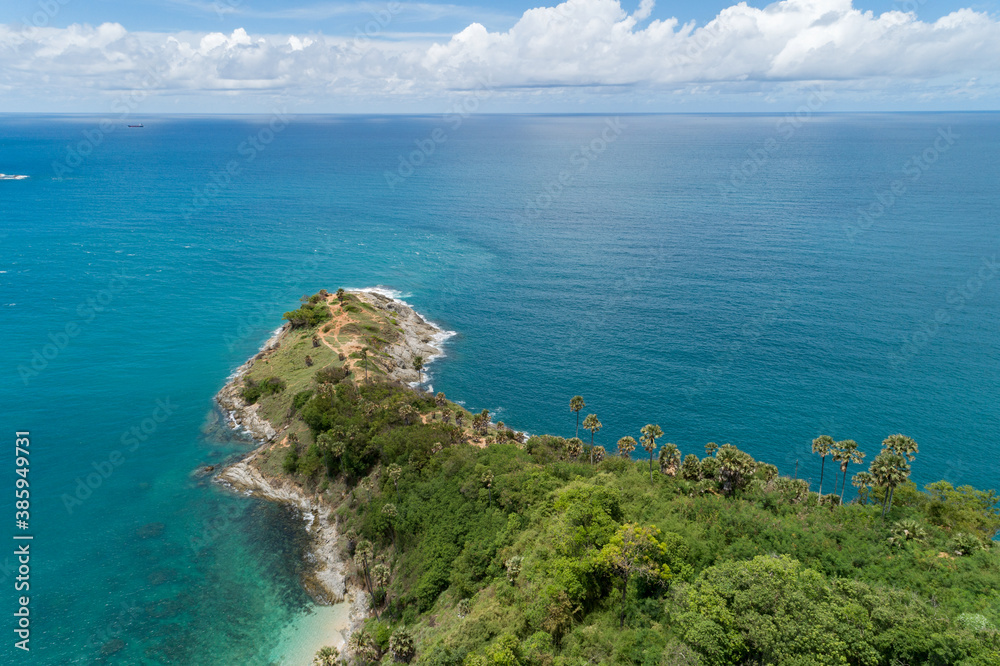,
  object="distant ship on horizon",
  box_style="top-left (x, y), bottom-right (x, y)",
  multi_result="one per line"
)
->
top-left (128, 124), bottom-right (144, 128)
